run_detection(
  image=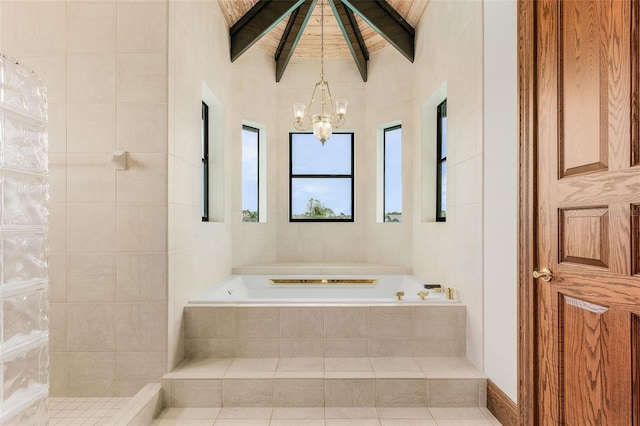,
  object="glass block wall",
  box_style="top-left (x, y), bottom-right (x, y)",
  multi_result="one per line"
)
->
top-left (0, 54), bottom-right (49, 425)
